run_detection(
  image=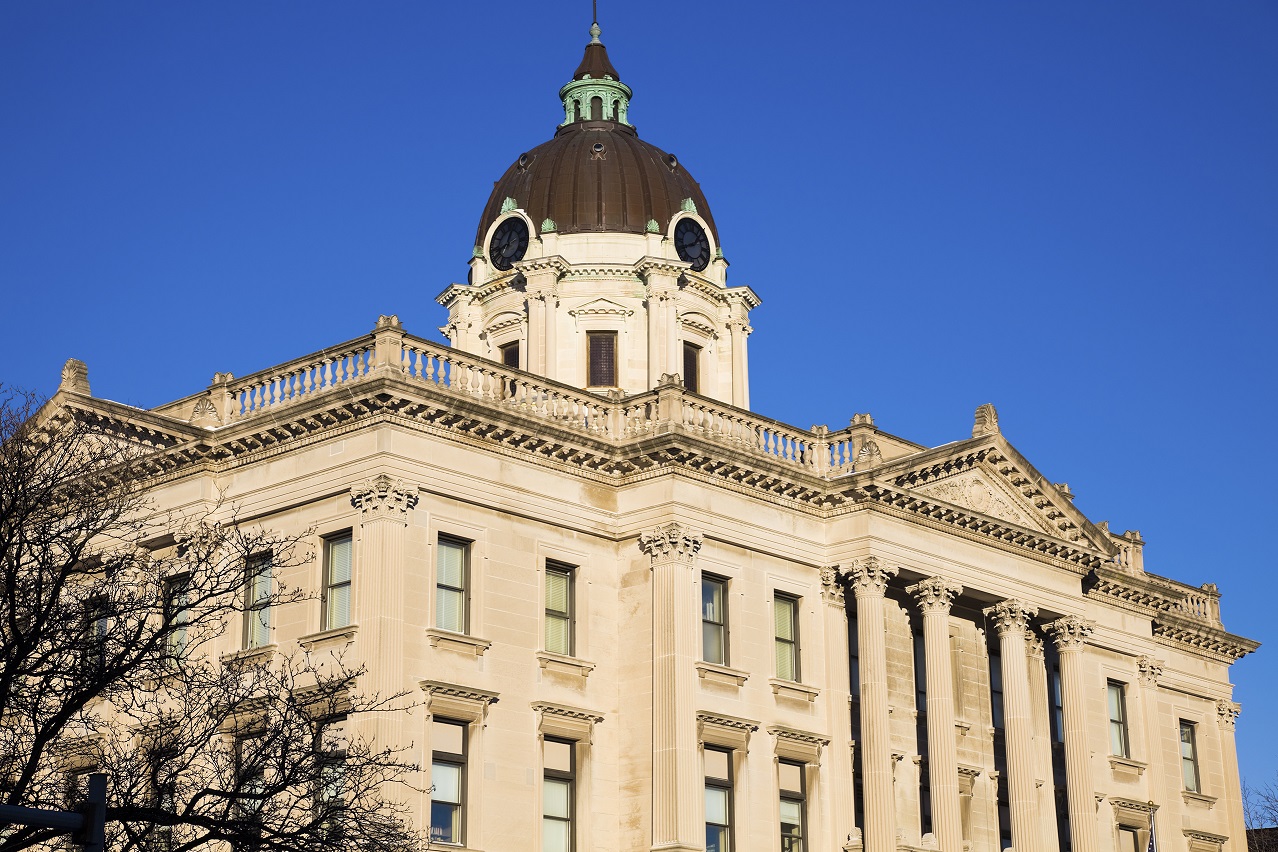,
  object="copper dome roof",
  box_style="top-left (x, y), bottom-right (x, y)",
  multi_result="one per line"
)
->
top-left (474, 27), bottom-right (717, 248)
